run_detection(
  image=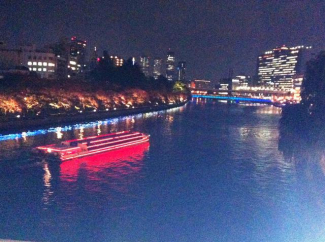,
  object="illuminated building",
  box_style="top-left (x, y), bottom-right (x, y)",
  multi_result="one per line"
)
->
top-left (110, 55), bottom-right (124, 67)
top-left (0, 44), bottom-right (58, 79)
top-left (23, 45), bottom-right (59, 79)
top-left (191, 79), bottom-right (211, 89)
top-left (153, 58), bottom-right (162, 79)
top-left (292, 74), bottom-right (304, 102)
top-left (257, 45), bottom-right (312, 90)
top-left (177, 61), bottom-right (186, 81)
top-left (232, 75), bottom-right (250, 90)
top-left (219, 78), bottom-right (232, 90)
top-left (140, 56), bottom-right (150, 76)
top-left (166, 49), bottom-right (175, 81)
top-left (69, 36), bottom-right (87, 76)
